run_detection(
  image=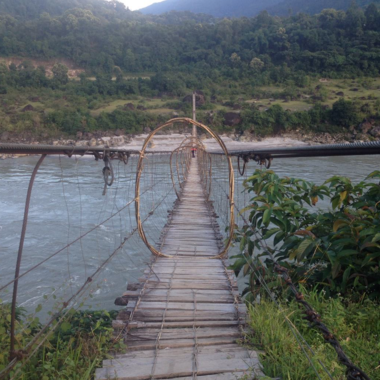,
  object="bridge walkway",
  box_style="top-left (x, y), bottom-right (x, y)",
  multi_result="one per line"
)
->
top-left (95, 159), bottom-right (262, 380)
